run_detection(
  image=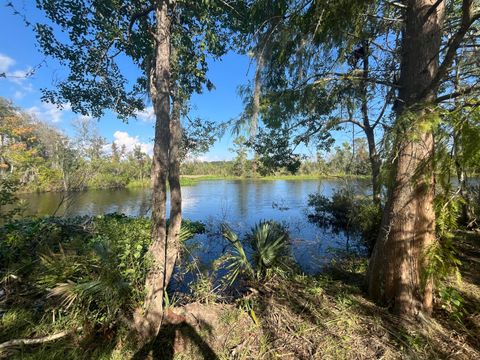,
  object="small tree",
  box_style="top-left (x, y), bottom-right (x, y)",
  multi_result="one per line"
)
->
top-left (230, 136), bottom-right (248, 177)
top-left (25, 0), bottom-right (238, 341)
